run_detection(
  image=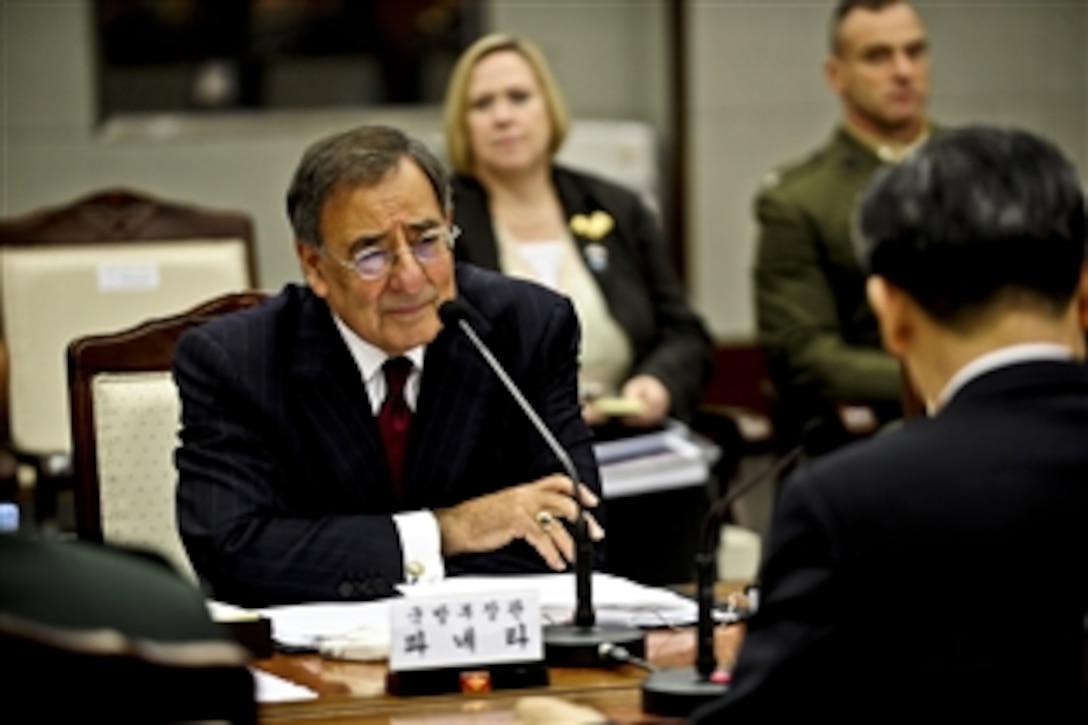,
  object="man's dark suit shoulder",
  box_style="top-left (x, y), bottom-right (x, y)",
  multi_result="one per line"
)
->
top-left (175, 282), bottom-right (302, 351)
top-left (698, 361), bottom-right (1088, 722)
top-left (790, 359), bottom-right (1088, 500)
